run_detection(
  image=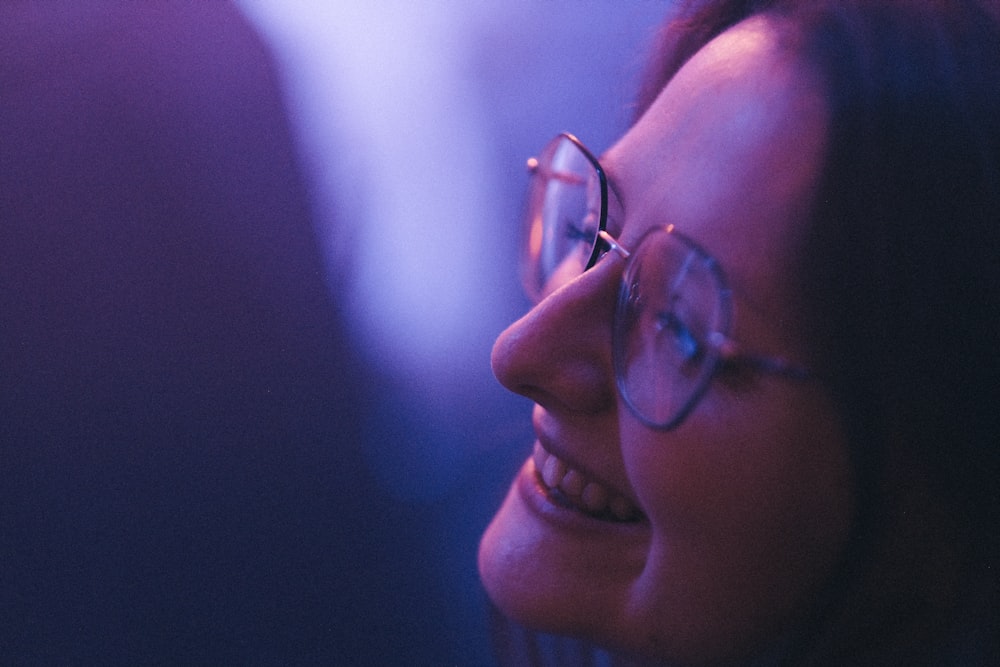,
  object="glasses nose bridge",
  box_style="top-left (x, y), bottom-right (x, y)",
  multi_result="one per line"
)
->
top-left (596, 230), bottom-right (630, 262)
